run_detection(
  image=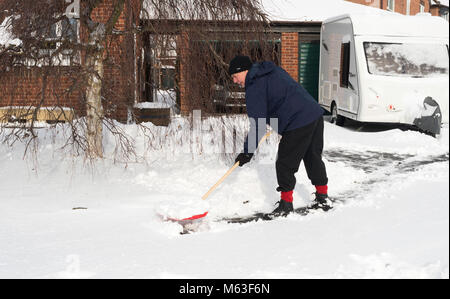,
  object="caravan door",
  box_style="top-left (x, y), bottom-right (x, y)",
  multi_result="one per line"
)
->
top-left (337, 18), bottom-right (360, 119)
